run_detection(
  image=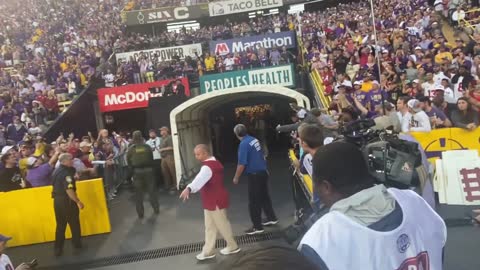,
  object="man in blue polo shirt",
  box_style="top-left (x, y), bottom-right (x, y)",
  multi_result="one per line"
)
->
top-left (232, 124), bottom-right (278, 235)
